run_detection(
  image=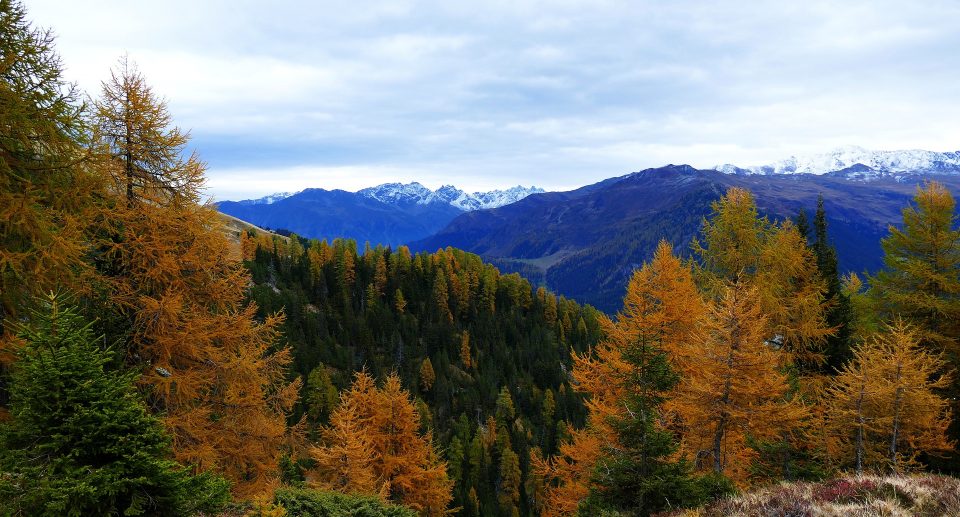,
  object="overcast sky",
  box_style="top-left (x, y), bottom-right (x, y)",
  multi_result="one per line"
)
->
top-left (27, 0), bottom-right (960, 200)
